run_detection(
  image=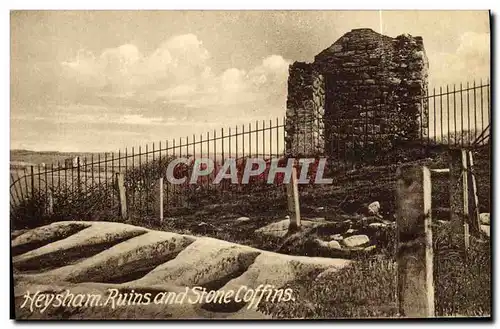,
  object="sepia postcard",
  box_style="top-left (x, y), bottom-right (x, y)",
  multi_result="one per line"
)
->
top-left (10, 10), bottom-right (491, 320)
